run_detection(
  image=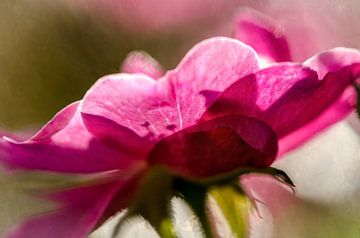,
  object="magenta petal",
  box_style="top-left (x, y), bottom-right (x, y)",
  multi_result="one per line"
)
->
top-left (82, 38), bottom-right (260, 144)
top-left (204, 64), bottom-right (317, 134)
top-left (0, 108), bottom-right (135, 173)
top-left (167, 37), bottom-right (259, 128)
top-left (149, 115), bottom-right (277, 178)
top-left (233, 10), bottom-right (291, 63)
top-left (241, 174), bottom-right (295, 217)
top-left (6, 182), bottom-right (123, 238)
top-left (276, 48), bottom-right (360, 154)
top-left (81, 113), bottom-right (153, 158)
top-left (278, 88), bottom-right (355, 156)
top-left (278, 65), bottom-right (360, 155)
top-left (304, 47), bottom-right (360, 78)
top-left (205, 62), bottom-right (360, 142)
top-left (31, 101), bottom-right (80, 141)
top-left (120, 51), bottom-right (164, 79)
top-left (81, 73), bottom-right (180, 141)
